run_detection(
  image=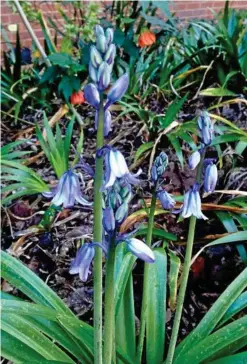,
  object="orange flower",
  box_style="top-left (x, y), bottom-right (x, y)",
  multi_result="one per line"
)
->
top-left (70, 91), bottom-right (85, 105)
top-left (138, 30), bottom-right (156, 48)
